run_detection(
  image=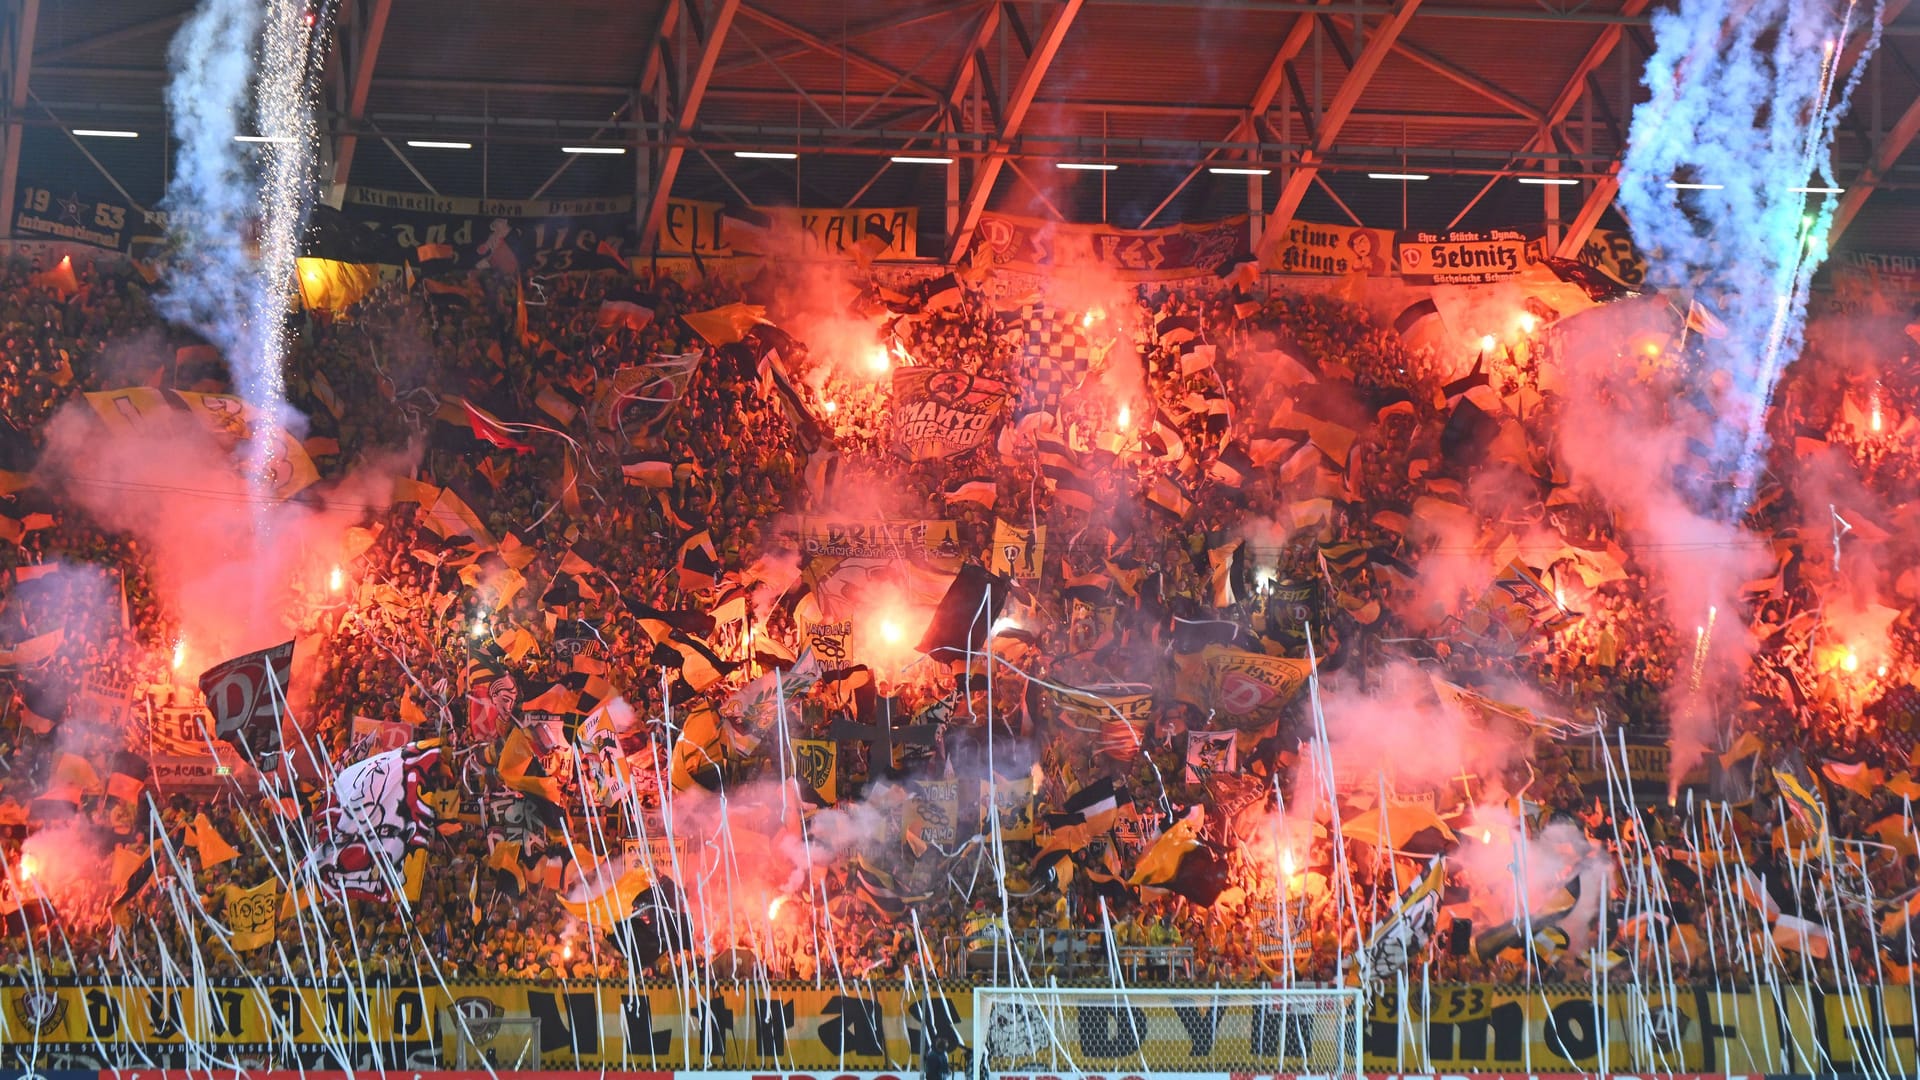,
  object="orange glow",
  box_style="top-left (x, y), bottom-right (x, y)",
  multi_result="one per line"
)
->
top-left (1518, 313), bottom-right (1537, 334)
top-left (1480, 334), bottom-right (1497, 352)
top-left (879, 619), bottom-right (903, 645)
top-left (171, 639), bottom-right (186, 671)
top-left (1279, 850), bottom-right (1297, 880)
top-left (768, 895), bottom-right (788, 921)
top-left (1116, 404), bottom-right (1132, 429)
top-left (17, 853), bottom-right (38, 881)
top-left (1644, 342), bottom-right (1661, 357)
top-left (562, 943), bottom-right (573, 960)
top-left (867, 346), bottom-right (891, 374)
top-left (1871, 393), bottom-right (1885, 432)
top-left (822, 400), bottom-right (837, 414)
top-left (1480, 829), bottom-right (1493, 845)
top-left (328, 565), bottom-right (344, 593)
top-left (1841, 649), bottom-right (1860, 674)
